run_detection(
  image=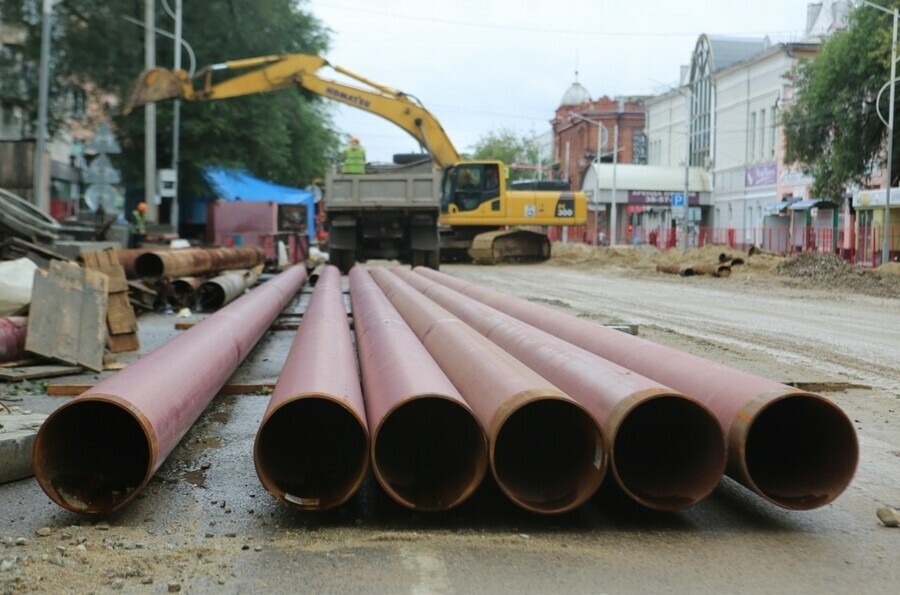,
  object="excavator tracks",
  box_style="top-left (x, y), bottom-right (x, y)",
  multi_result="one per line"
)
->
top-left (467, 229), bottom-right (552, 265)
